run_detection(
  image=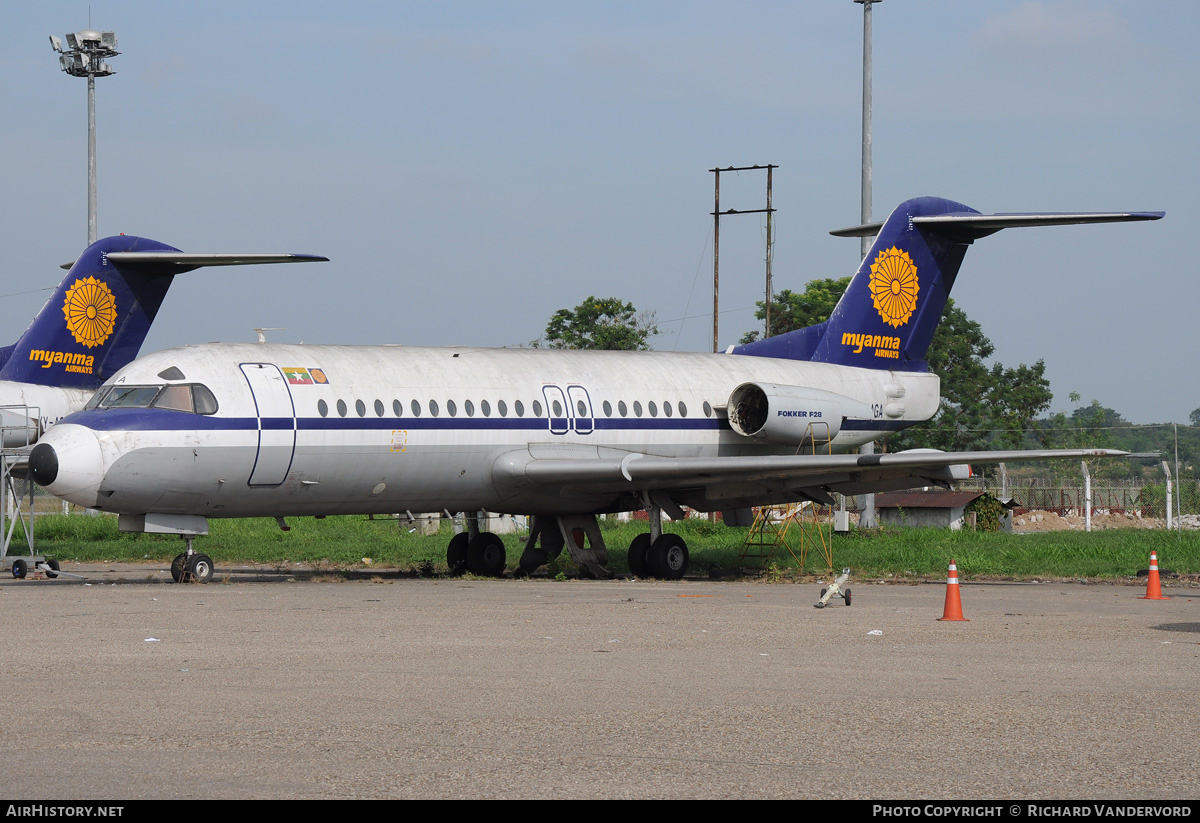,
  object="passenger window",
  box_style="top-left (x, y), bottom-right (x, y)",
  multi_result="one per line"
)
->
top-left (447, 399), bottom-right (457, 417)
top-left (337, 399), bottom-right (348, 417)
top-left (703, 401), bottom-right (713, 417)
top-left (678, 401), bottom-right (687, 418)
top-left (411, 399), bottom-right (421, 417)
top-left (465, 400), bottom-right (475, 417)
top-left (649, 401), bottom-right (658, 418)
top-left (663, 401), bottom-right (672, 418)
top-left (619, 401), bottom-right (628, 417)
top-left (498, 400), bottom-right (508, 417)
top-left (393, 400), bottom-right (402, 417)
top-left (374, 400), bottom-right (385, 417)
top-left (633, 401), bottom-right (643, 417)
top-left (318, 399), bottom-right (329, 418)
top-left (577, 400), bottom-right (587, 416)
top-left (552, 400), bottom-right (562, 417)
top-left (532, 400), bottom-right (543, 417)
top-left (481, 400), bottom-right (491, 417)
top-left (514, 400), bottom-right (524, 417)
top-left (603, 401), bottom-right (612, 417)
top-left (429, 400), bottom-right (440, 417)
top-left (356, 399), bottom-right (367, 417)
